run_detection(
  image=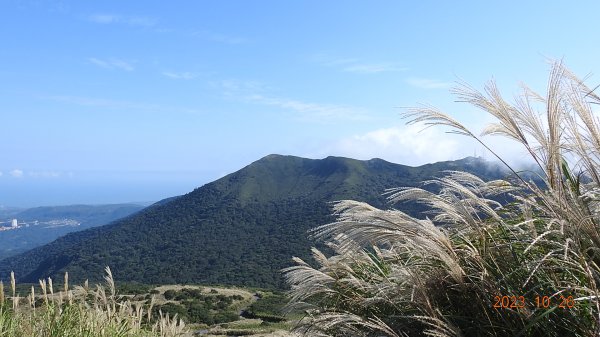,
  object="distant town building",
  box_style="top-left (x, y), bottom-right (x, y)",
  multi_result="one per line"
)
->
top-left (11, 219), bottom-right (17, 228)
